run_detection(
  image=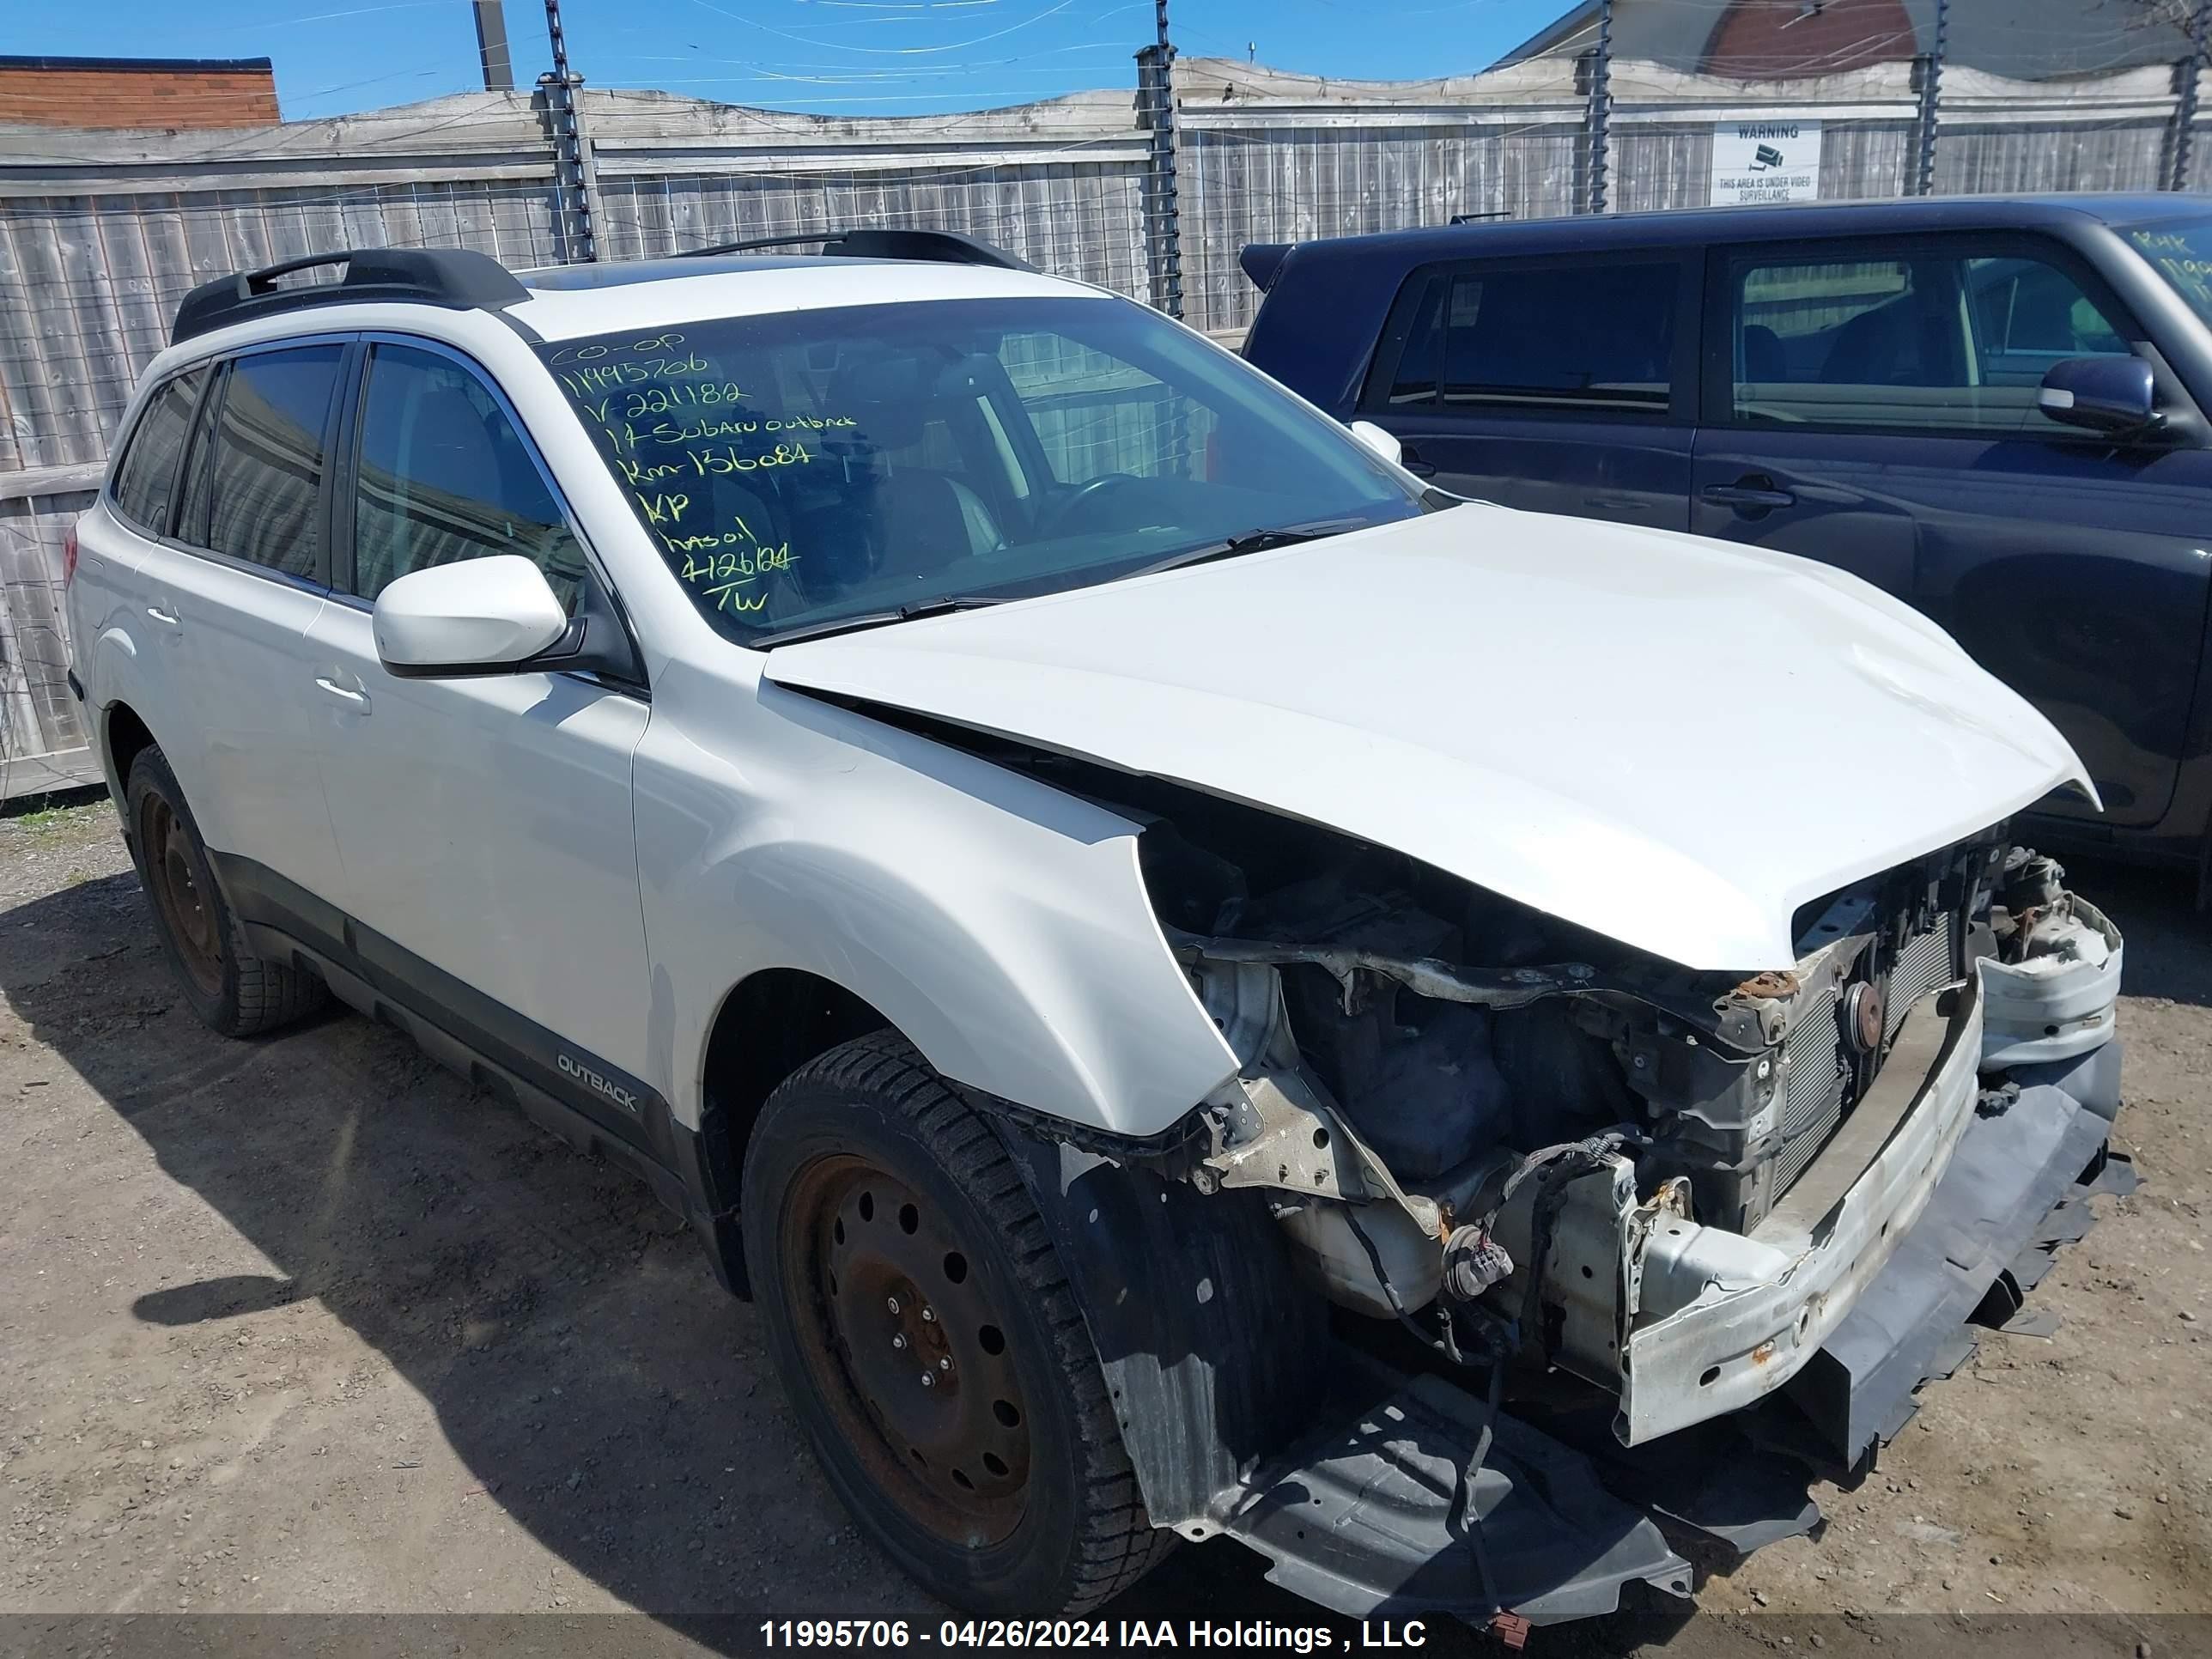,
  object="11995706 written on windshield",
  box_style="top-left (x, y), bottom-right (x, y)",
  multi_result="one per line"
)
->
top-left (534, 294), bottom-right (1424, 643)
top-left (547, 330), bottom-right (849, 618)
